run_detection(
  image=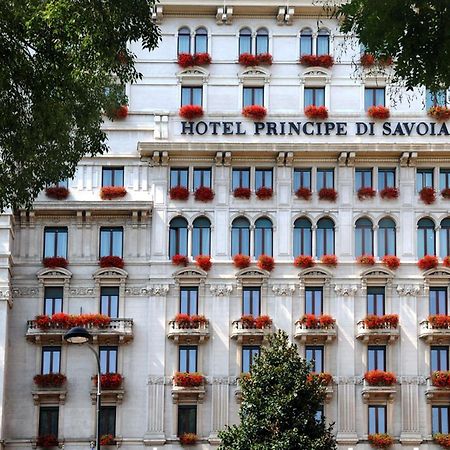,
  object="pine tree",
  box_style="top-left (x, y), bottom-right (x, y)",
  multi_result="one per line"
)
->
top-left (218, 331), bottom-right (337, 450)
